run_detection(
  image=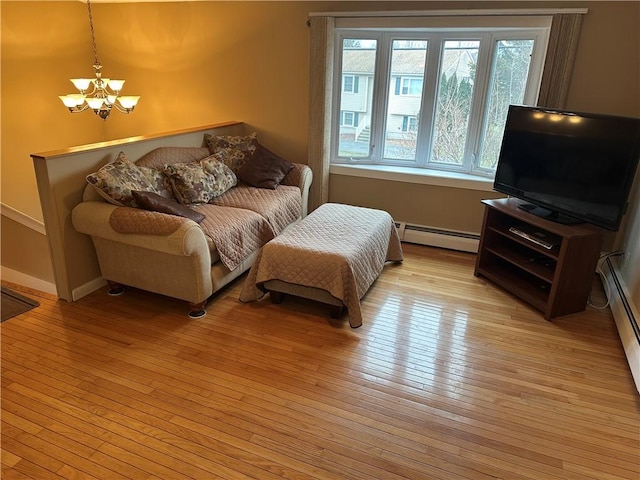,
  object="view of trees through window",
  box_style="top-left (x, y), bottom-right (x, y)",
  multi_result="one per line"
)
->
top-left (335, 30), bottom-right (542, 176)
top-left (479, 40), bottom-right (534, 169)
